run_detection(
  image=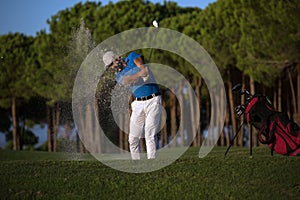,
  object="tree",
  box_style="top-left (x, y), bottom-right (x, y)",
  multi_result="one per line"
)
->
top-left (234, 0), bottom-right (300, 124)
top-left (31, 2), bottom-right (99, 152)
top-left (0, 33), bottom-right (34, 150)
top-left (6, 129), bottom-right (38, 150)
top-left (196, 0), bottom-right (243, 146)
top-left (30, 31), bottom-right (60, 152)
